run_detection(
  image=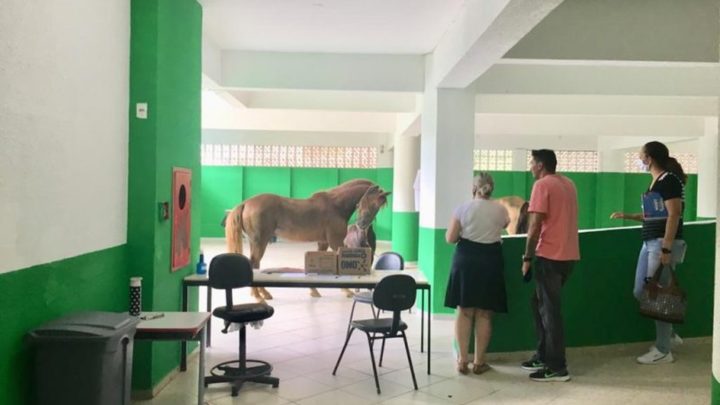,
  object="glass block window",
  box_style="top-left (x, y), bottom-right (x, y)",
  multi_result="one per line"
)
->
top-left (527, 150), bottom-right (598, 172)
top-left (473, 150), bottom-right (513, 171)
top-left (201, 144), bottom-right (377, 168)
top-left (624, 151), bottom-right (697, 174)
